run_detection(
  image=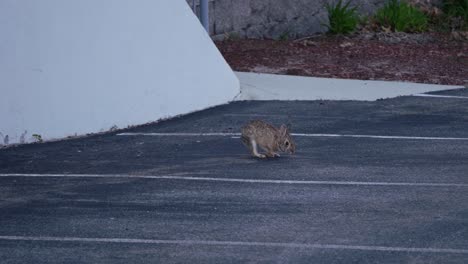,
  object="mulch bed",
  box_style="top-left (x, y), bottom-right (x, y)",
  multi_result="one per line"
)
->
top-left (216, 33), bottom-right (467, 86)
